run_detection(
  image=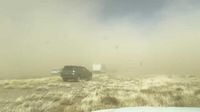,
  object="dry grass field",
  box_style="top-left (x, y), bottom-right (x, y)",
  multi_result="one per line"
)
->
top-left (0, 73), bottom-right (199, 112)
